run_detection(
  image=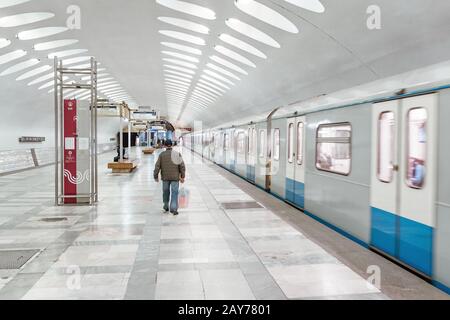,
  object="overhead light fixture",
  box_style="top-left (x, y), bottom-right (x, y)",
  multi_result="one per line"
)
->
top-left (162, 58), bottom-right (197, 69)
top-left (219, 34), bottom-right (266, 59)
top-left (0, 49), bottom-right (27, 65)
top-left (164, 64), bottom-right (196, 75)
top-left (27, 72), bottom-right (54, 85)
top-left (0, 58), bottom-right (39, 76)
top-left (48, 49), bottom-right (88, 59)
top-left (0, 12), bottom-right (55, 28)
top-left (165, 82), bottom-right (190, 90)
top-left (16, 64), bottom-right (51, 81)
top-left (0, 0), bottom-right (30, 8)
top-left (161, 42), bottom-right (202, 55)
top-left (214, 45), bottom-right (256, 68)
top-left (193, 86), bottom-right (220, 99)
top-left (191, 92), bottom-right (216, 104)
top-left (34, 39), bottom-right (79, 51)
top-left (158, 17), bottom-right (209, 34)
top-left (156, 0), bottom-right (216, 20)
top-left (159, 30), bottom-right (205, 46)
top-left (284, 0), bottom-right (325, 13)
top-left (196, 82), bottom-right (224, 96)
top-left (17, 27), bottom-right (68, 40)
top-left (206, 63), bottom-right (241, 81)
top-left (164, 69), bottom-right (193, 79)
top-left (200, 75), bottom-right (231, 90)
top-left (198, 78), bottom-right (227, 93)
top-left (210, 55), bottom-right (248, 75)
top-left (165, 74), bottom-right (193, 83)
top-left (162, 51), bottom-right (199, 63)
top-left (204, 69), bottom-right (235, 86)
top-left (225, 18), bottom-right (280, 48)
top-left (235, 0), bottom-right (299, 34)
top-left (0, 38), bottom-right (11, 49)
